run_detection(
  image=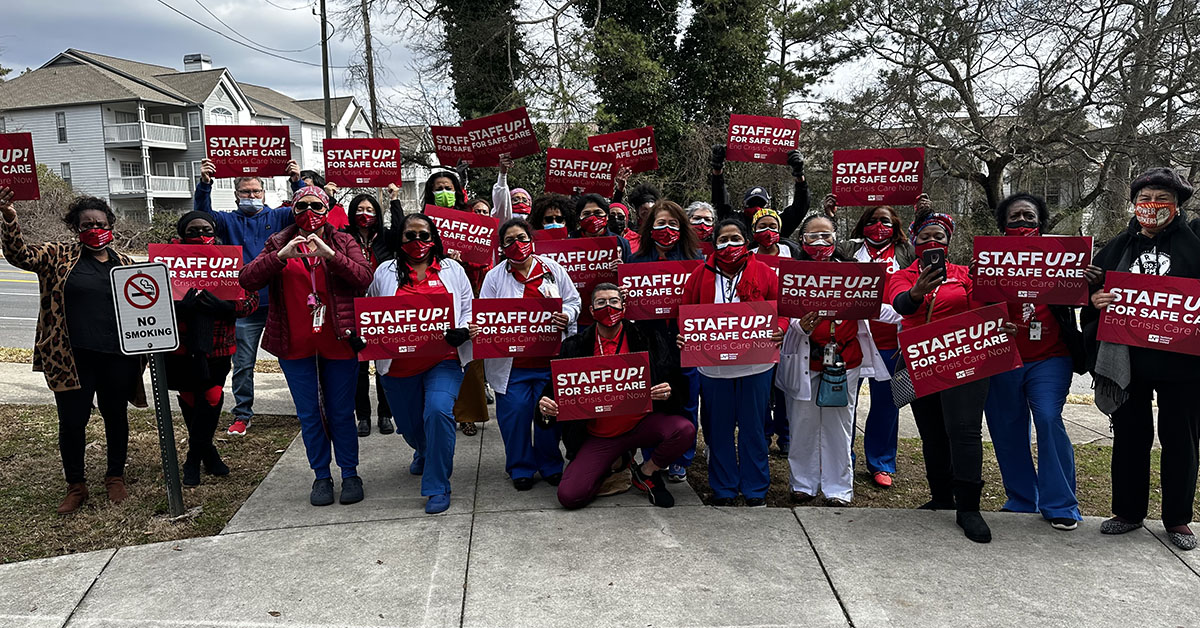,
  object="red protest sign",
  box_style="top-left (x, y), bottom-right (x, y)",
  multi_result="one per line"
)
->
top-left (205, 125), bottom-right (291, 178)
top-left (536, 236), bottom-right (621, 325)
top-left (1098, 271), bottom-right (1200, 356)
top-left (831, 147), bottom-right (925, 206)
top-left (472, 297), bottom-right (563, 359)
top-left (551, 352), bottom-right (653, 422)
top-left (354, 293), bottom-right (454, 361)
top-left (544, 148), bottom-right (617, 196)
top-left (0, 133), bottom-right (39, 200)
top-left (533, 228), bottom-right (569, 241)
top-left (463, 107), bottom-right (540, 167)
top-left (148, 243), bottom-right (244, 300)
top-left (618, 260), bottom-right (702, 320)
top-left (587, 127), bottom-right (658, 173)
top-left (430, 125), bottom-right (474, 166)
top-left (726, 114), bottom-right (801, 165)
top-left (678, 301), bottom-right (780, 368)
top-left (778, 260), bottom-right (887, 319)
top-left (898, 303), bottom-right (1022, 398)
top-left (972, 236), bottom-right (1092, 306)
top-left (424, 205), bottom-right (498, 266)
top-left (324, 138), bottom-right (400, 187)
